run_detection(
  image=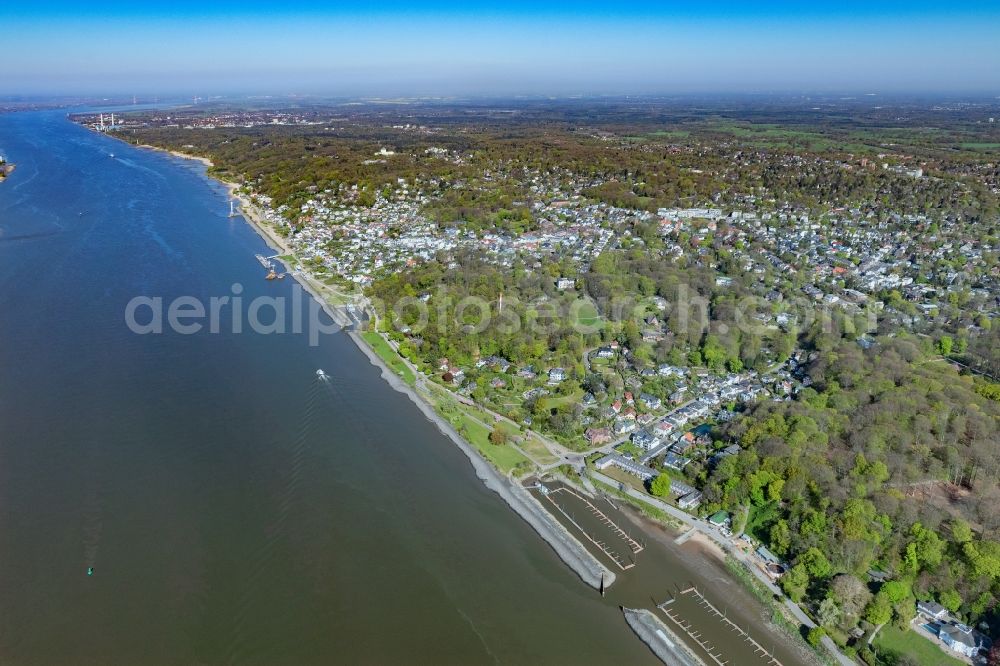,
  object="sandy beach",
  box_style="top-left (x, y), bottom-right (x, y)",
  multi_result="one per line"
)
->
top-left (686, 530), bottom-right (727, 562)
top-left (136, 143), bottom-right (214, 169)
